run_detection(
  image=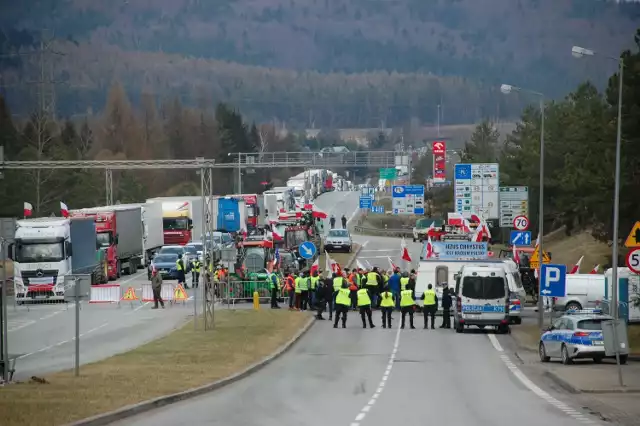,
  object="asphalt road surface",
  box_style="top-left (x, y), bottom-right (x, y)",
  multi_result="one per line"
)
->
top-left (6, 271), bottom-right (197, 379)
top-left (117, 191), bottom-right (605, 426)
